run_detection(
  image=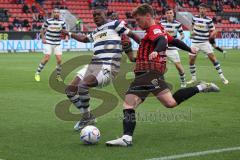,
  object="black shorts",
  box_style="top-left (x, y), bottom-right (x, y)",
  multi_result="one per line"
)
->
top-left (209, 38), bottom-right (216, 45)
top-left (126, 71), bottom-right (170, 101)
